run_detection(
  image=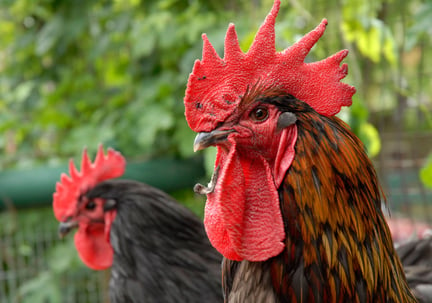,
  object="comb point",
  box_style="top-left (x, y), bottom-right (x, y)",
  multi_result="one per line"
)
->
top-left (81, 149), bottom-right (92, 175)
top-left (94, 144), bottom-right (106, 168)
top-left (53, 145), bottom-right (126, 222)
top-left (69, 159), bottom-right (80, 180)
top-left (202, 34), bottom-right (221, 65)
top-left (224, 24), bottom-right (243, 63)
top-left (249, 0), bottom-right (279, 57)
